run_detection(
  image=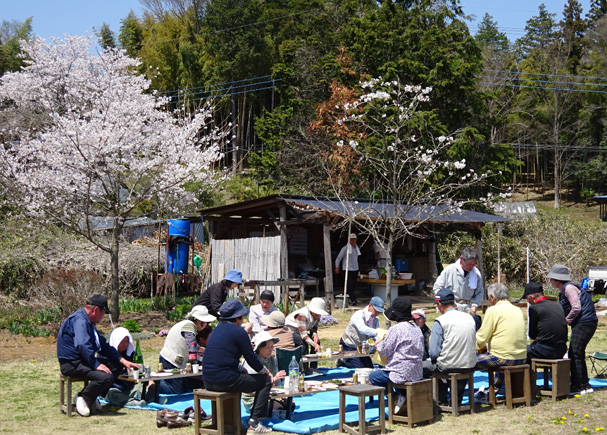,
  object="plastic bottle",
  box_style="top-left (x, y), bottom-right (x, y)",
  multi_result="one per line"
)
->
top-left (133, 339), bottom-right (144, 366)
top-left (288, 356), bottom-right (299, 392)
top-left (188, 342), bottom-right (198, 368)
